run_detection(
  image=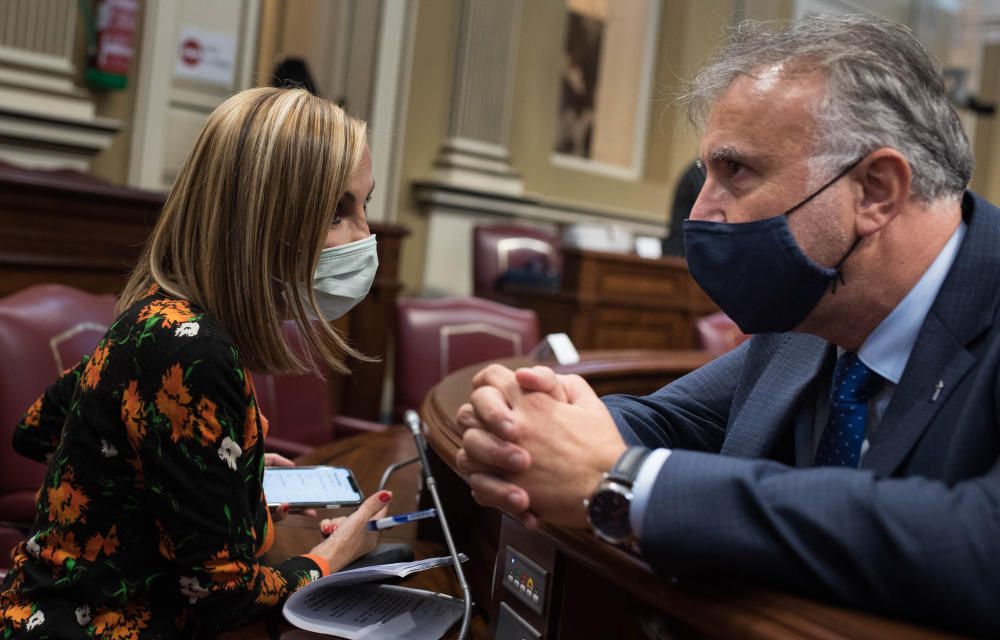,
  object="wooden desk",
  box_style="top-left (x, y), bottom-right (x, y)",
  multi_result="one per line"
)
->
top-left (489, 247), bottom-right (717, 350)
top-left (420, 354), bottom-right (961, 640)
top-left (219, 428), bottom-right (488, 639)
